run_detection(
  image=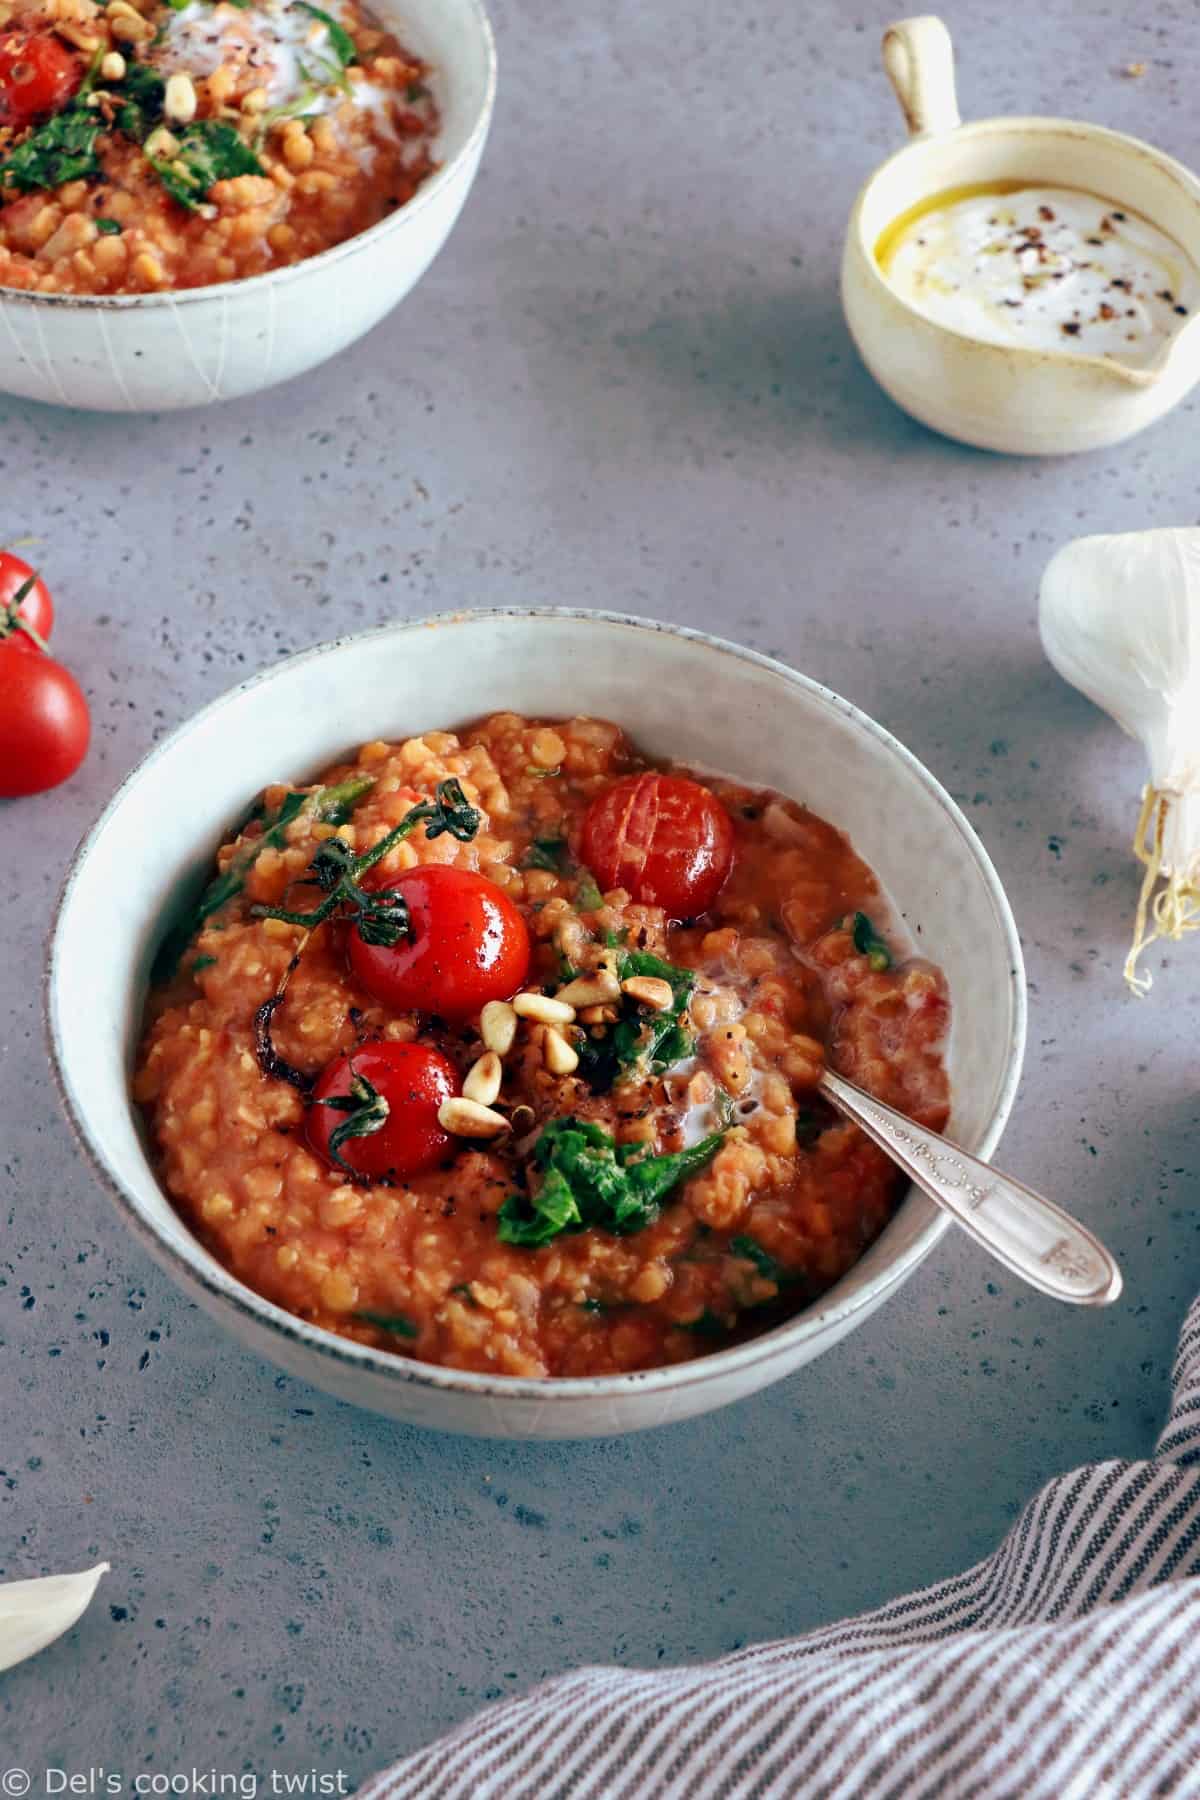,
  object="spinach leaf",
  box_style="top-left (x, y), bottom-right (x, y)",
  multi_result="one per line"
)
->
top-left (850, 911), bottom-right (891, 971)
top-left (729, 1235), bottom-right (784, 1282)
top-left (147, 121), bottom-right (263, 210)
top-left (355, 1310), bottom-right (418, 1338)
top-left (578, 948), bottom-right (696, 1092)
top-left (115, 62), bottom-right (165, 141)
top-left (574, 870), bottom-right (604, 912)
top-left (151, 774), bottom-right (375, 981)
top-left (522, 838), bottom-right (570, 874)
top-left (0, 109), bottom-right (101, 192)
top-left (295, 1), bottom-right (357, 67)
top-left (521, 836), bottom-right (604, 912)
top-left (498, 1117), bottom-right (724, 1247)
top-left (96, 218), bottom-right (122, 235)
